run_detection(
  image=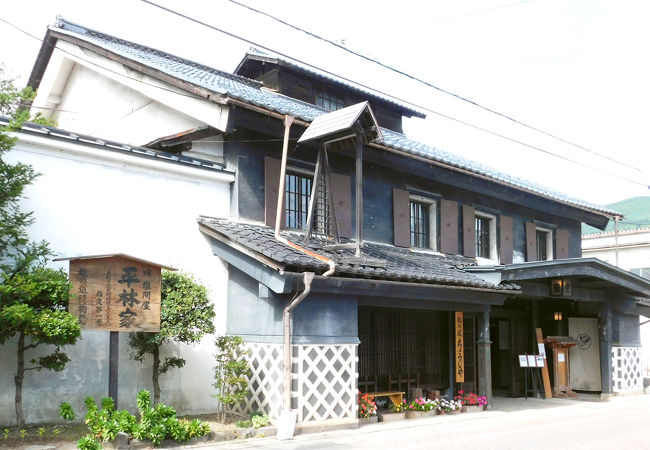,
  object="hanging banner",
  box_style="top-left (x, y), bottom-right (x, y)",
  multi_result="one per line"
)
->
top-left (455, 311), bottom-right (464, 382)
